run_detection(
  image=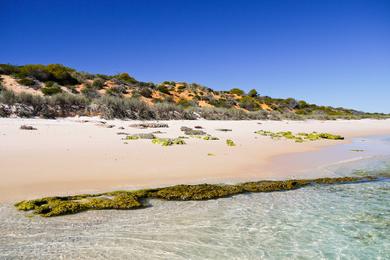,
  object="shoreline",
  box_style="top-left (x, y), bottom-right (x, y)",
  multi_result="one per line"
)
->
top-left (1, 117), bottom-right (390, 202)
